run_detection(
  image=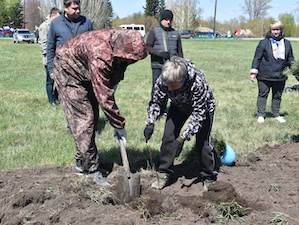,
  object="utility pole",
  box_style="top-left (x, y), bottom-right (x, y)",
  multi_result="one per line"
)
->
top-left (213, 0), bottom-right (217, 38)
